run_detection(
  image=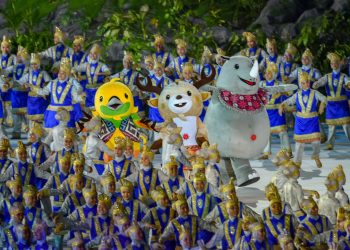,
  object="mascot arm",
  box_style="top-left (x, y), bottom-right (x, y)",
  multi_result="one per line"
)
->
top-left (196, 117), bottom-right (208, 146)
